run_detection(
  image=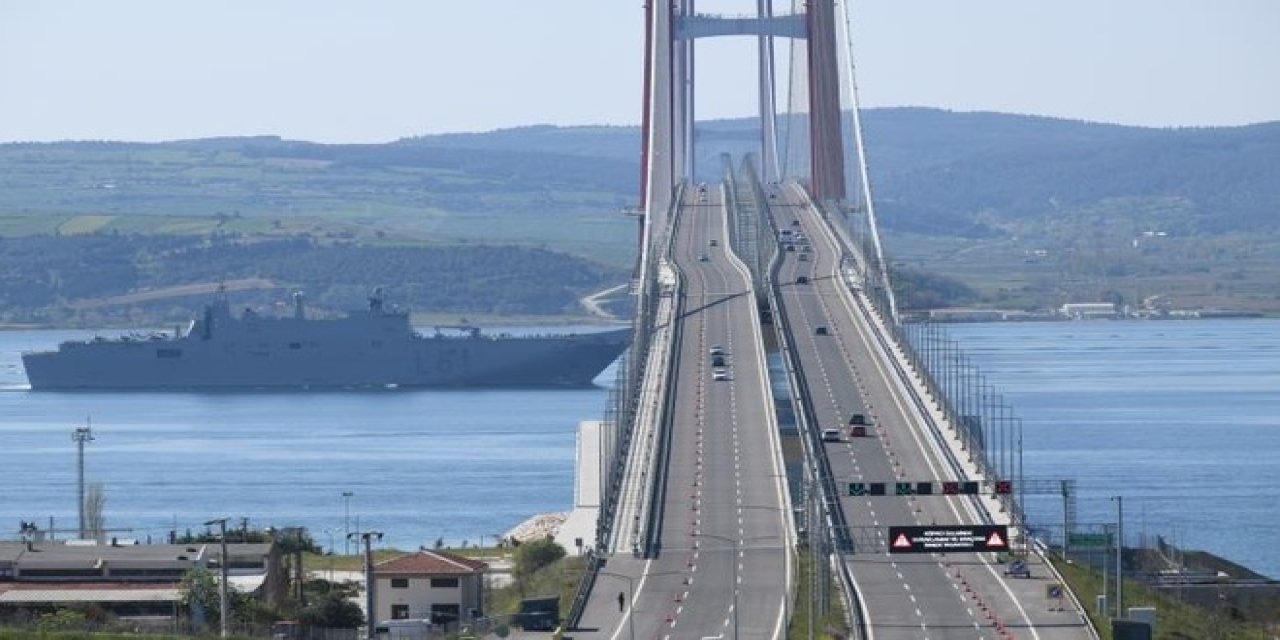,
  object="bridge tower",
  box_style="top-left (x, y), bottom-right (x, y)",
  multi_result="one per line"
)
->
top-left (639, 0), bottom-right (897, 320)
